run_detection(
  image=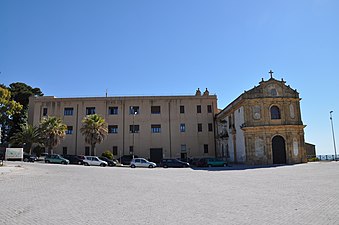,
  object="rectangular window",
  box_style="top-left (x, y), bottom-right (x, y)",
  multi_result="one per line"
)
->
top-left (180, 123), bottom-right (186, 132)
top-left (130, 125), bottom-right (140, 133)
top-left (129, 146), bottom-right (134, 154)
top-left (130, 106), bottom-right (139, 115)
top-left (151, 124), bottom-right (161, 133)
top-left (66, 126), bottom-right (73, 135)
top-left (208, 123), bottom-right (213, 132)
top-left (64, 107), bottom-right (74, 116)
top-left (108, 125), bottom-right (118, 134)
top-left (204, 144), bottom-right (209, 154)
top-left (181, 144), bottom-right (186, 152)
top-left (43, 108), bottom-right (48, 116)
top-left (108, 107), bottom-right (118, 115)
top-left (85, 146), bottom-right (90, 155)
top-left (198, 123), bottom-right (202, 132)
top-left (197, 105), bottom-right (202, 113)
top-left (63, 147), bottom-right (67, 155)
top-left (151, 106), bottom-right (161, 114)
top-left (86, 107), bottom-right (95, 115)
top-left (180, 105), bottom-right (185, 114)
top-left (113, 146), bottom-right (118, 155)
top-left (207, 105), bottom-right (212, 113)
